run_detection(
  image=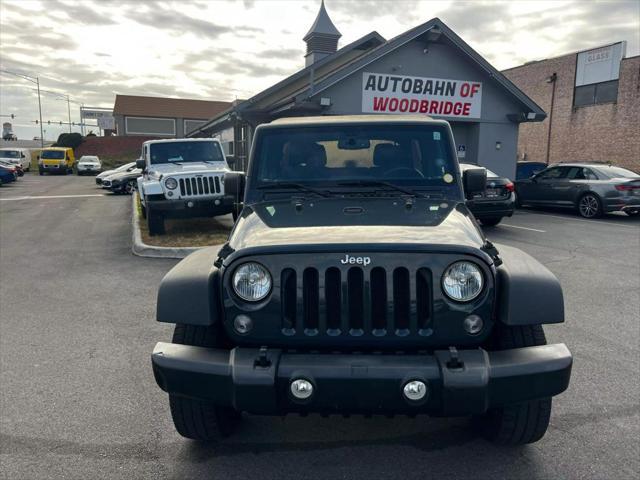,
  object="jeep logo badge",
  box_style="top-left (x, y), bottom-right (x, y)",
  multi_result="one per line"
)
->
top-left (340, 254), bottom-right (371, 266)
